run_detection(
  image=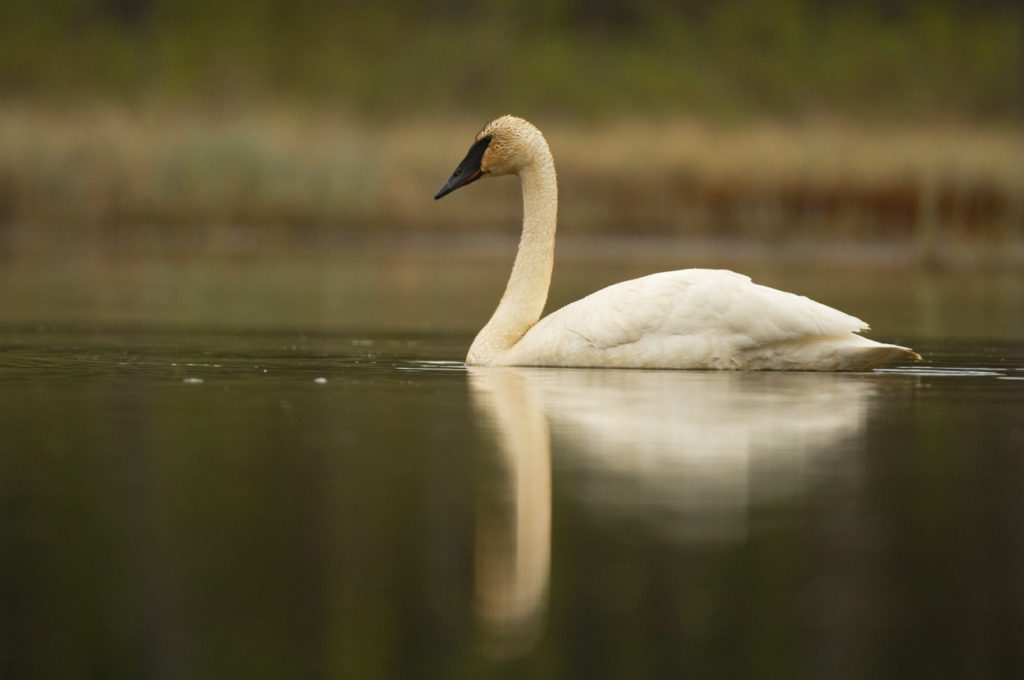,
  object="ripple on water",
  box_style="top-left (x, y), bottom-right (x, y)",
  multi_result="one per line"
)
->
top-left (394, 360), bottom-right (466, 373)
top-left (873, 366), bottom-right (1008, 378)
